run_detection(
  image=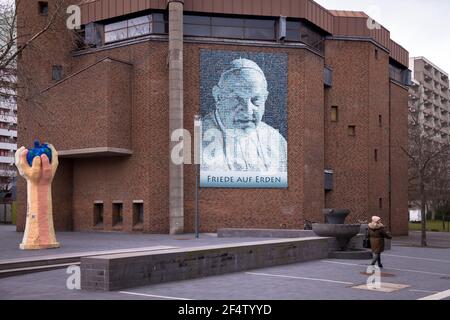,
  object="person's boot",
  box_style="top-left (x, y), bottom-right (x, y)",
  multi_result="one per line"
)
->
top-left (378, 263), bottom-right (383, 268)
